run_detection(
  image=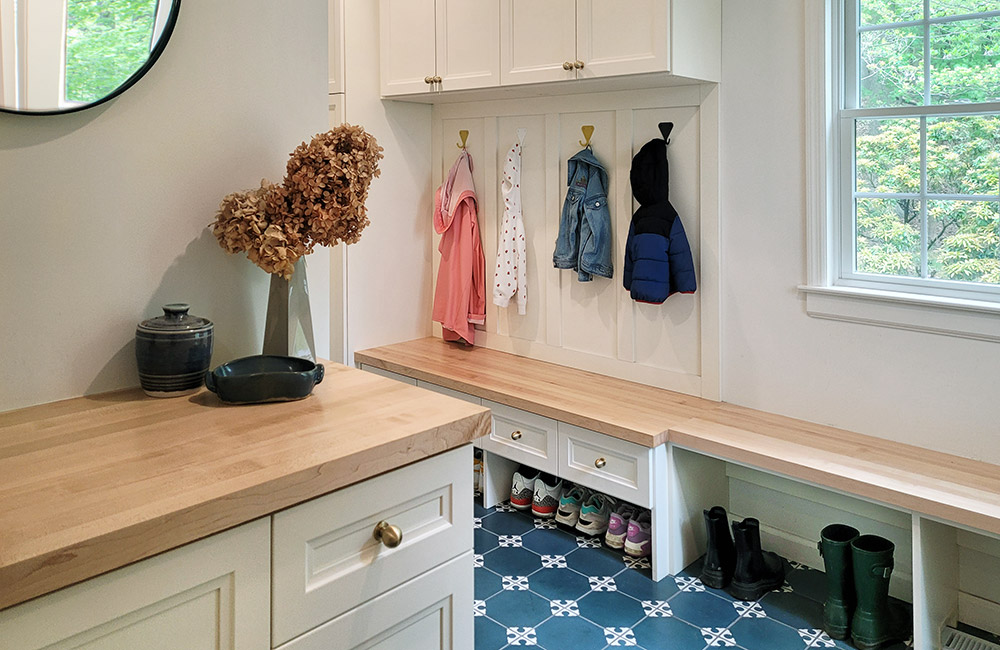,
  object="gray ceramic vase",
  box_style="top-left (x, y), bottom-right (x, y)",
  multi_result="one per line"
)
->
top-left (135, 303), bottom-right (214, 397)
